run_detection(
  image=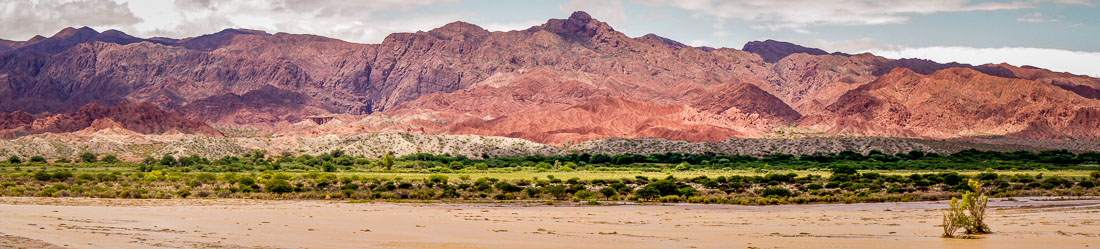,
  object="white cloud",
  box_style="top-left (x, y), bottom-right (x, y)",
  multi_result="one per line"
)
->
top-left (1016, 12), bottom-right (1061, 23)
top-left (639, 0), bottom-right (1036, 32)
top-left (479, 21), bottom-right (544, 32)
top-left (805, 38), bottom-right (1100, 77)
top-left (798, 38), bottom-right (906, 53)
top-left (870, 46), bottom-right (1100, 77)
top-left (1, 0), bottom-right (461, 43)
top-left (0, 0), bottom-right (142, 40)
top-left (1037, 0), bottom-right (1094, 6)
top-left (560, 0), bottom-right (628, 27)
